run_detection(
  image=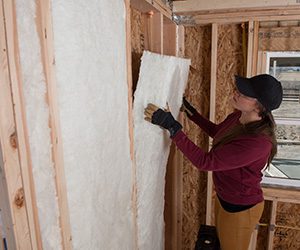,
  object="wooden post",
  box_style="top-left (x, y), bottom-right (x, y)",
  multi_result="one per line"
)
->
top-left (163, 17), bottom-right (176, 56)
top-left (267, 200), bottom-right (278, 250)
top-left (150, 12), bottom-right (164, 53)
top-left (0, 0), bottom-right (43, 249)
top-left (35, 0), bottom-right (73, 248)
top-left (164, 24), bottom-right (185, 250)
top-left (125, 1), bottom-right (138, 250)
top-left (246, 21), bottom-right (254, 77)
top-left (175, 25), bottom-right (185, 250)
top-left (0, 146), bottom-right (13, 250)
top-left (251, 21), bottom-right (260, 76)
top-left (206, 23), bottom-right (218, 225)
